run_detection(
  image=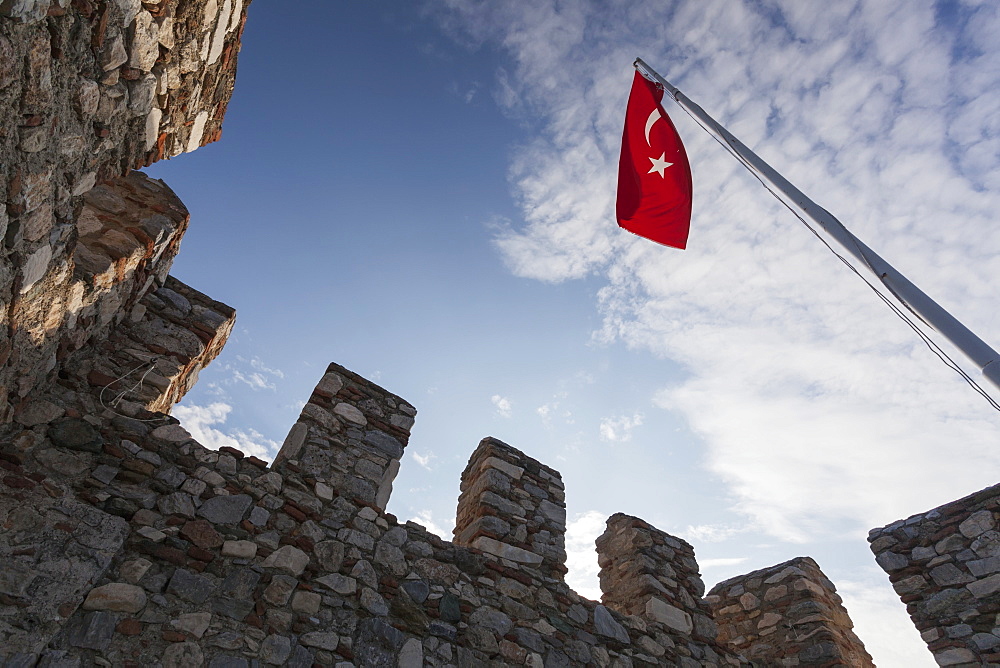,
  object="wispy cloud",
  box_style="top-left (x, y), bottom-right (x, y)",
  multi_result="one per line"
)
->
top-left (599, 412), bottom-right (643, 443)
top-left (173, 402), bottom-right (279, 461)
top-left (411, 451), bottom-right (436, 470)
top-left (700, 557), bottom-right (749, 569)
top-left (438, 0), bottom-right (1000, 557)
top-left (407, 509), bottom-right (455, 541)
top-left (231, 369), bottom-right (277, 391)
top-left (491, 394), bottom-right (513, 418)
top-left (218, 355), bottom-right (286, 392)
top-left (681, 523), bottom-right (752, 544)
